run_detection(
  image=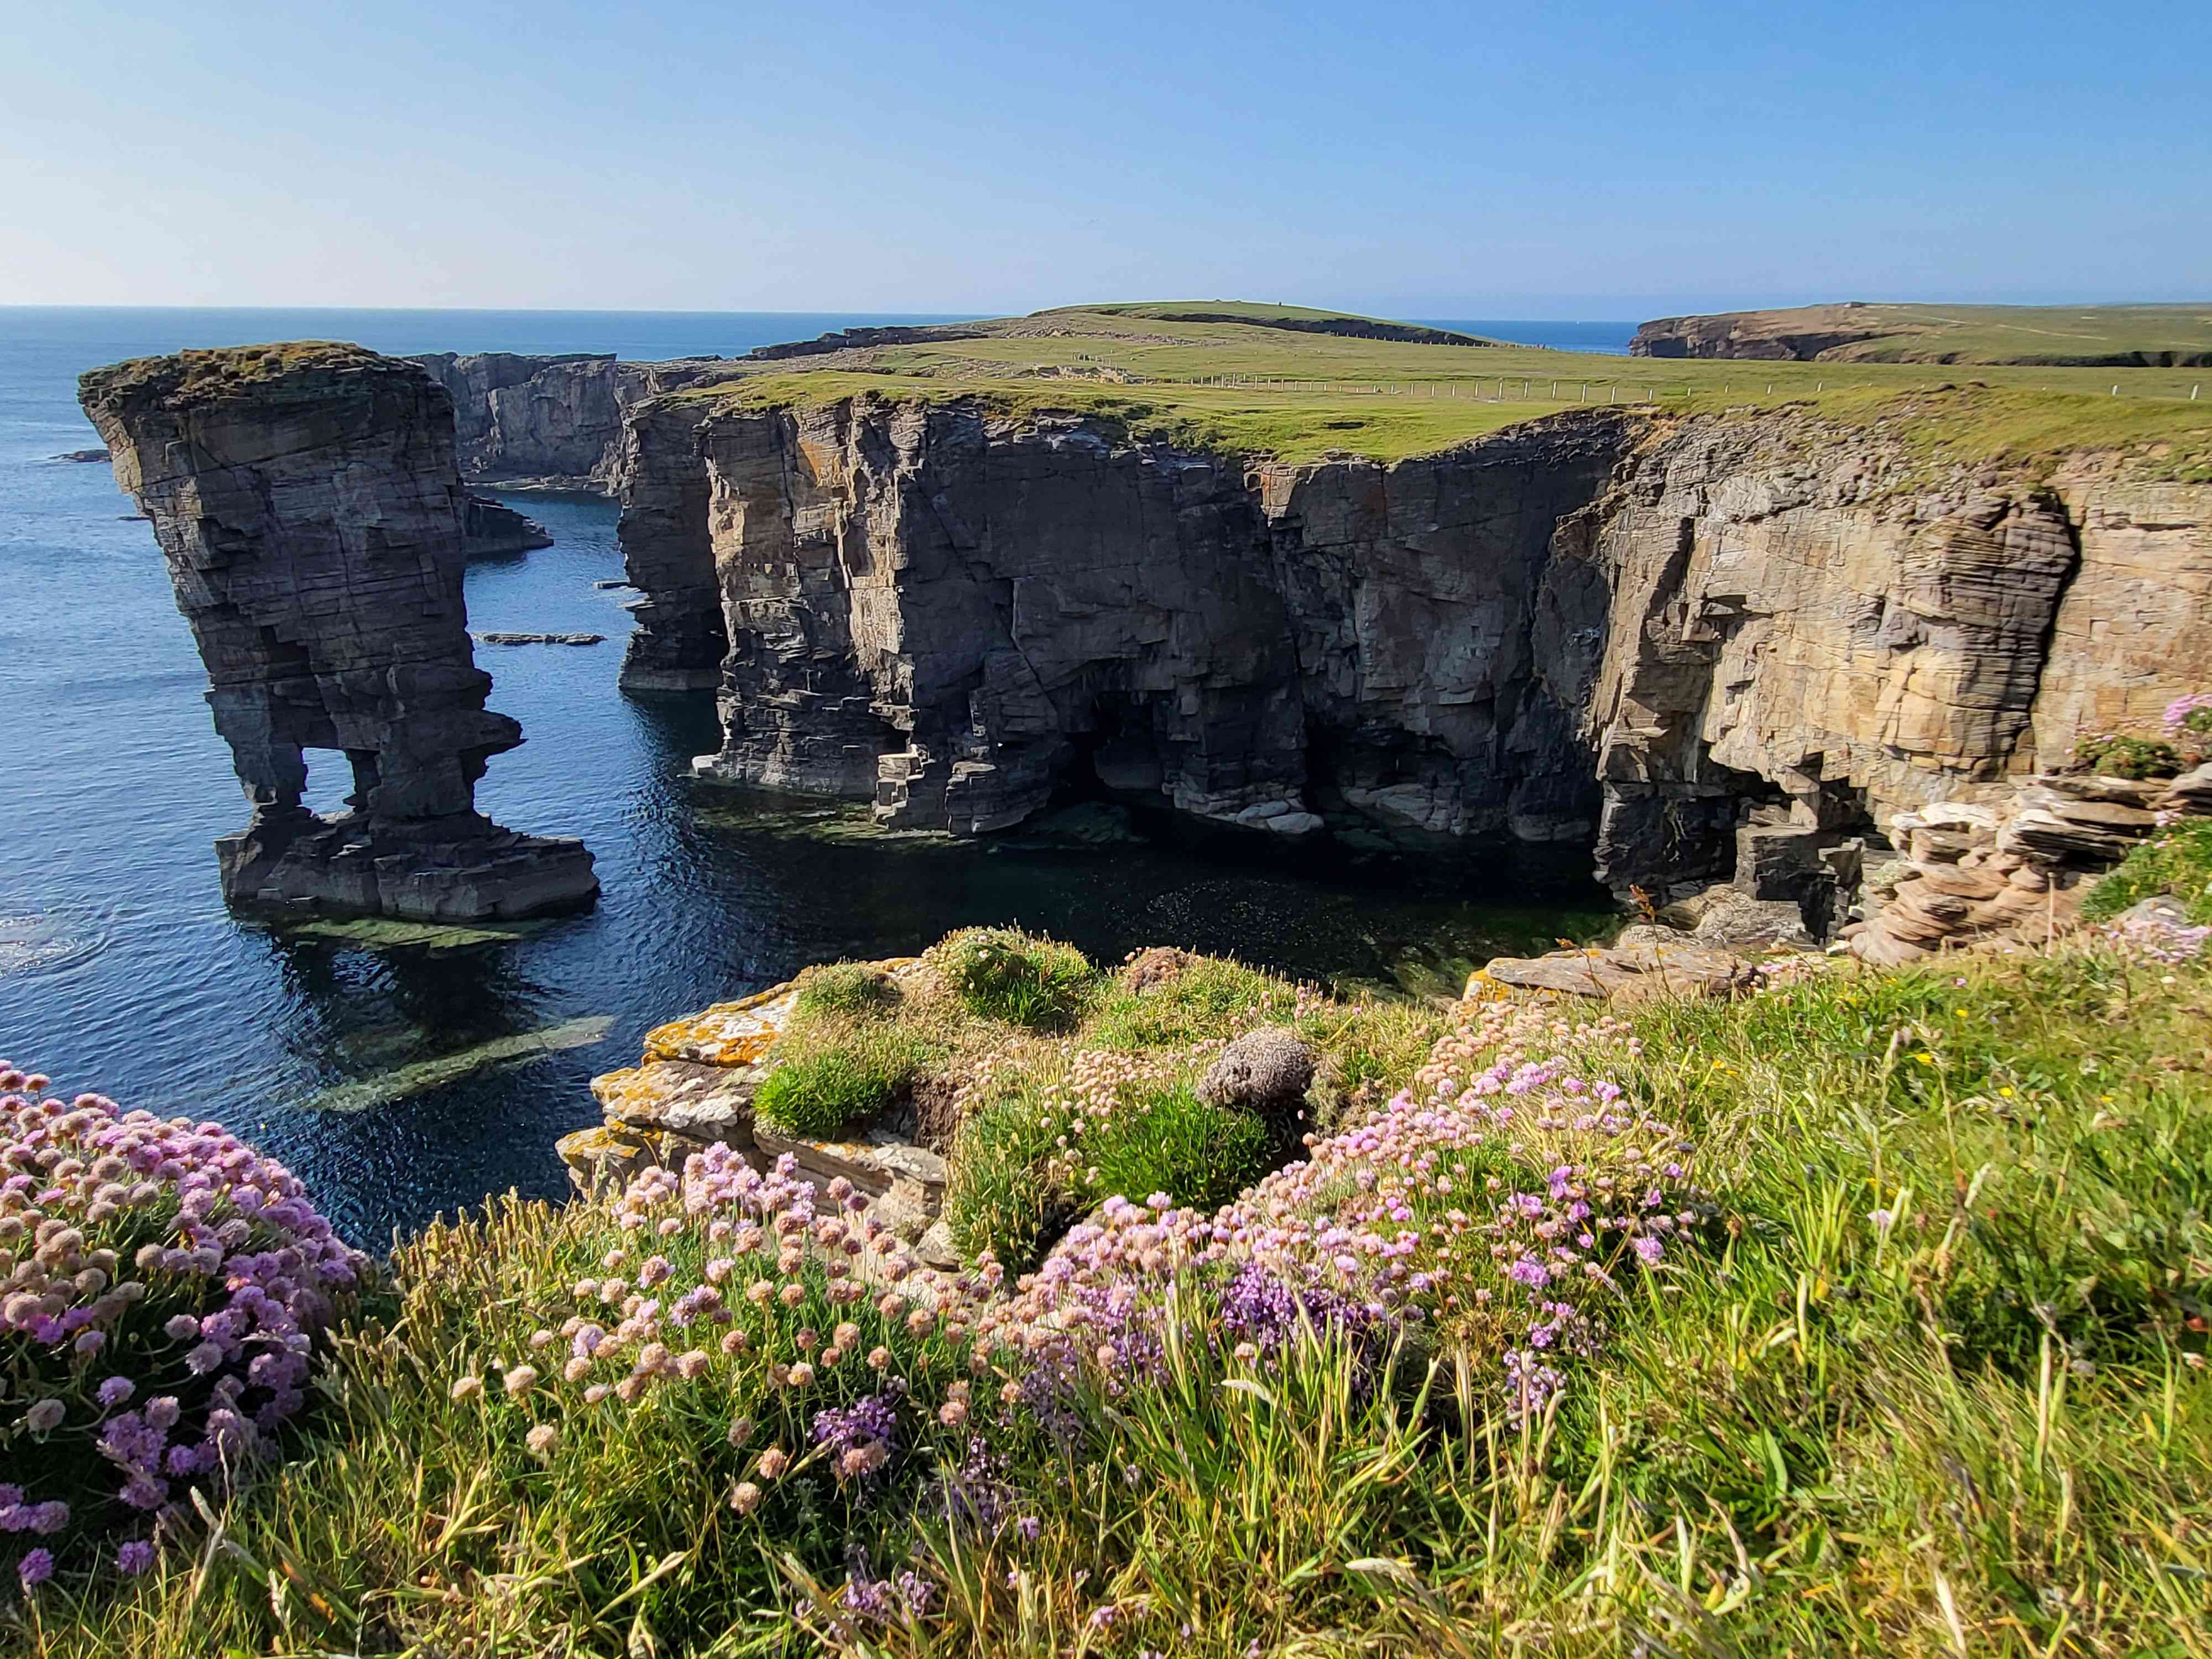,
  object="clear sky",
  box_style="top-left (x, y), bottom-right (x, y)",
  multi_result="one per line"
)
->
top-left (5, 0), bottom-right (2207, 318)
